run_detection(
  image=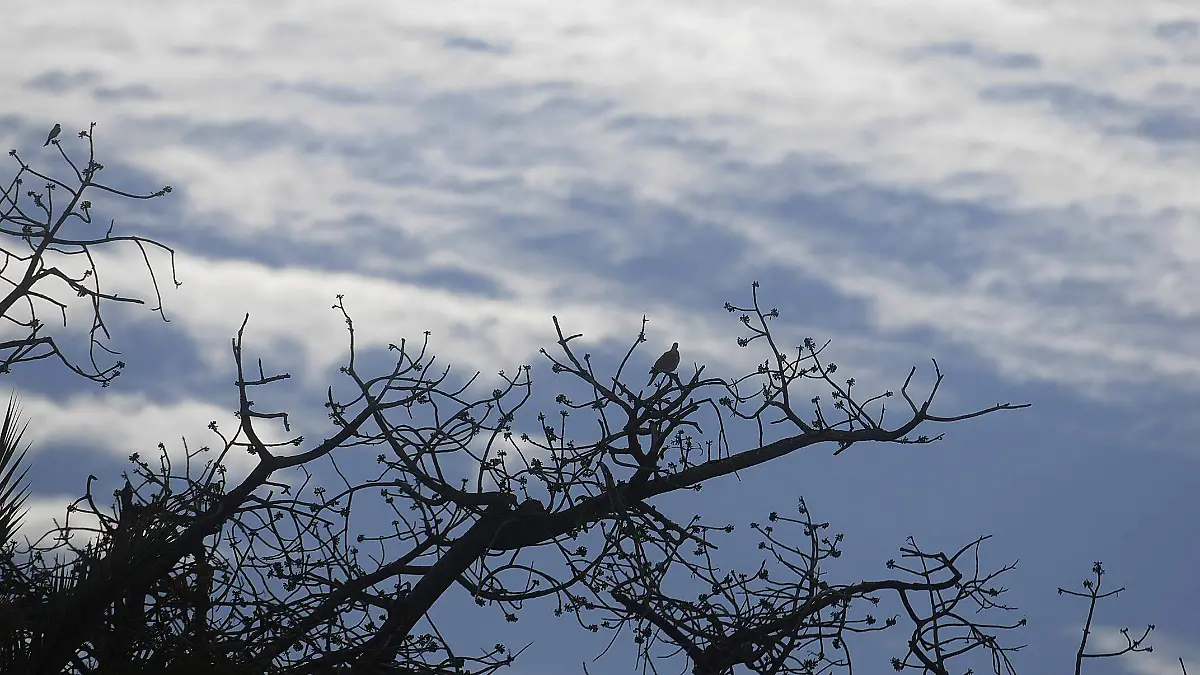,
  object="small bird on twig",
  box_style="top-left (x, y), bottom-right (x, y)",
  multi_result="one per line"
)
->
top-left (648, 342), bottom-right (680, 385)
top-left (43, 123), bottom-right (61, 147)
